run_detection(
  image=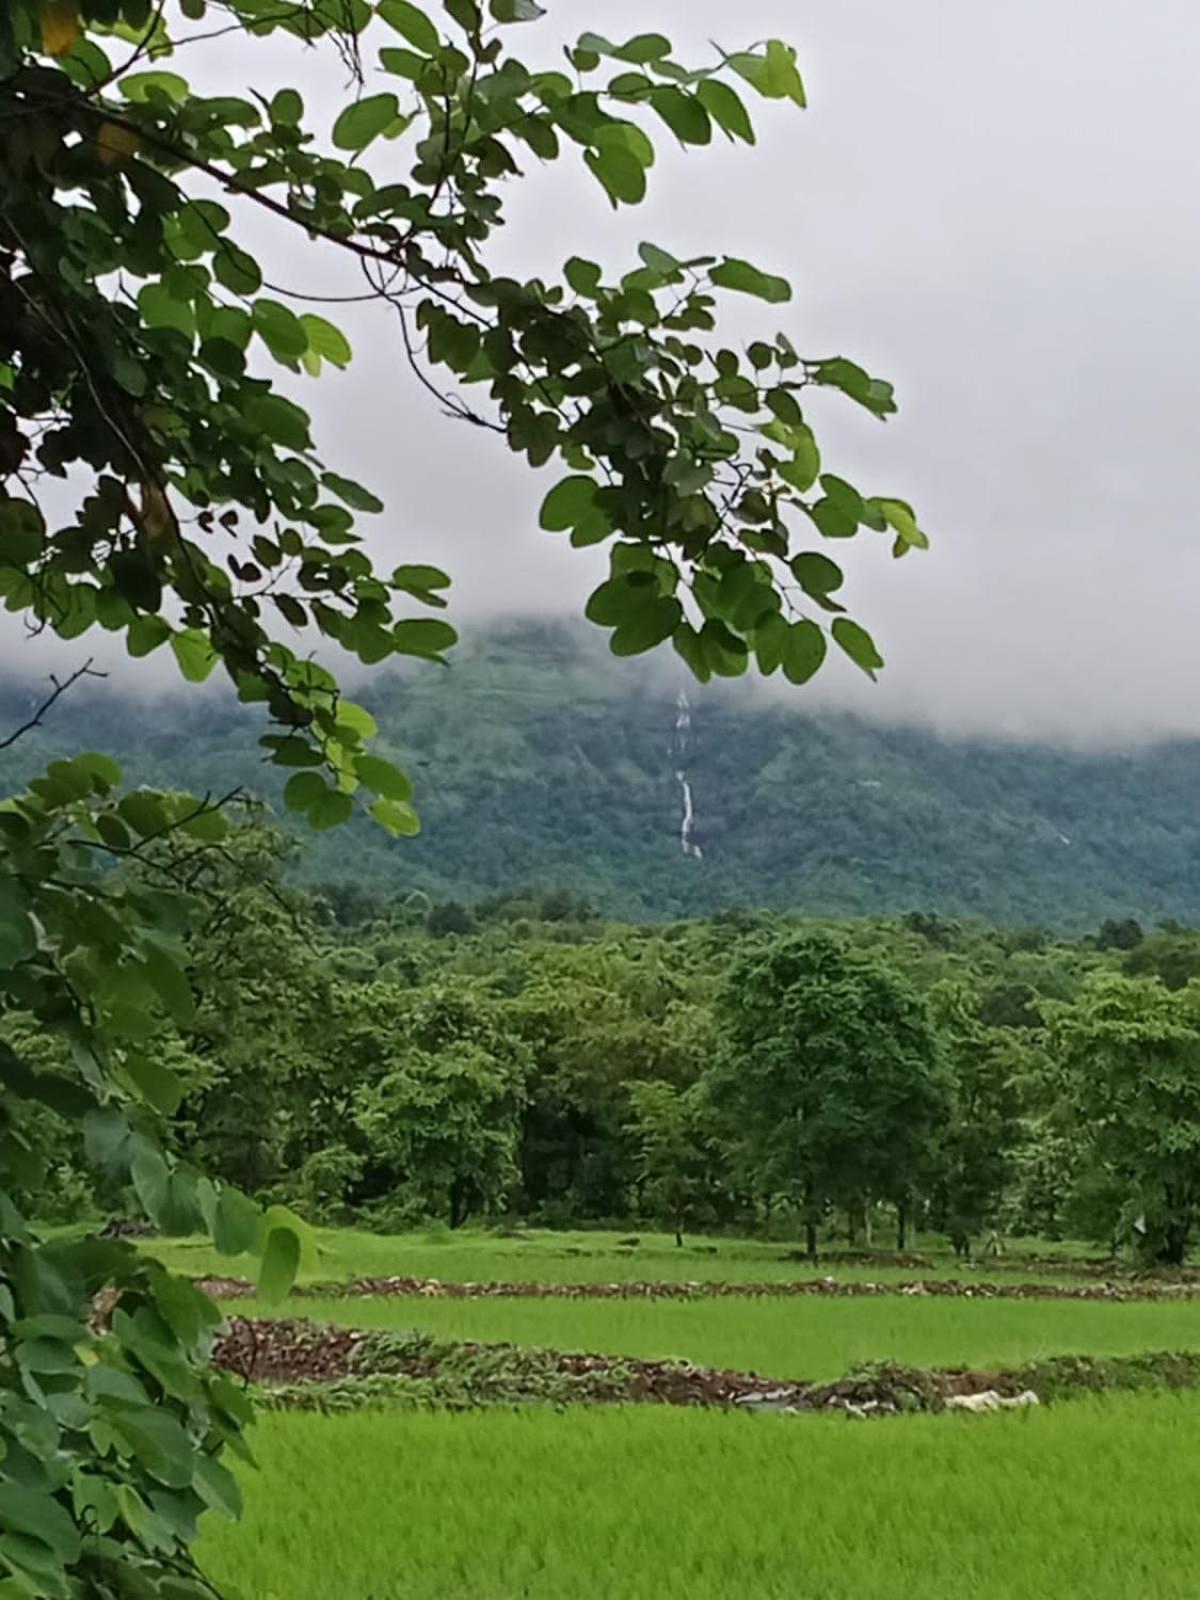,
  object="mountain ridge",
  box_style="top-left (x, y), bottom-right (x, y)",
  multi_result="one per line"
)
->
top-left (2, 619), bottom-right (1199, 928)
